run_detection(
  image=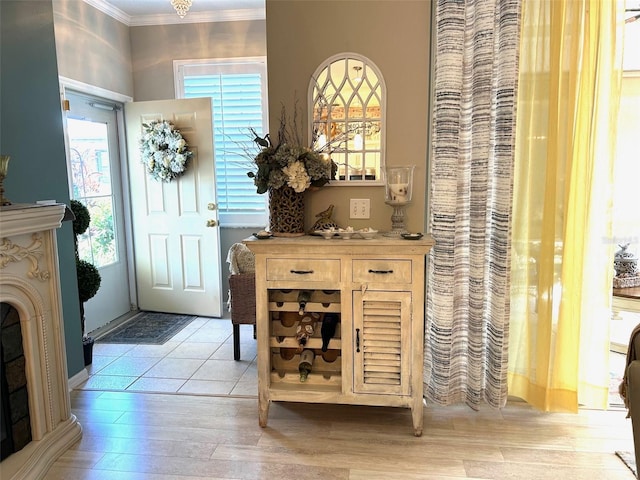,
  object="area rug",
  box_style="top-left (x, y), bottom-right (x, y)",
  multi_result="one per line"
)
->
top-left (96, 312), bottom-right (196, 345)
top-left (616, 451), bottom-right (637, 477)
